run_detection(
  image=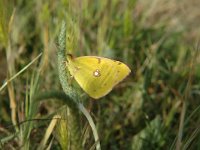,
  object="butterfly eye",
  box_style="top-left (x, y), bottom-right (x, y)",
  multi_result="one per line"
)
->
top-left (93, 69), bottom-right (101, 77)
